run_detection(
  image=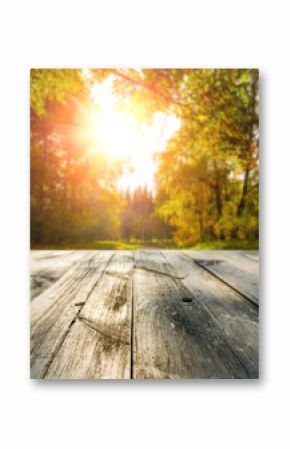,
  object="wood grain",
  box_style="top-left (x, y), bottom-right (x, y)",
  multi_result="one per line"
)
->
top-left (30, 249), bottom-right (259, 379)
top-left (45, 252), bottom-right (133, 379)
top-left (162, 250), bottom-right (259, 378)
top-left (184, 250), bottom-right (259, 305)
top-left (30, 251), bottom-right (113, 378)
top-left (30, 251), bottom-right (86, 299)
top-left (133, 250), bottom-right (254, 379)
